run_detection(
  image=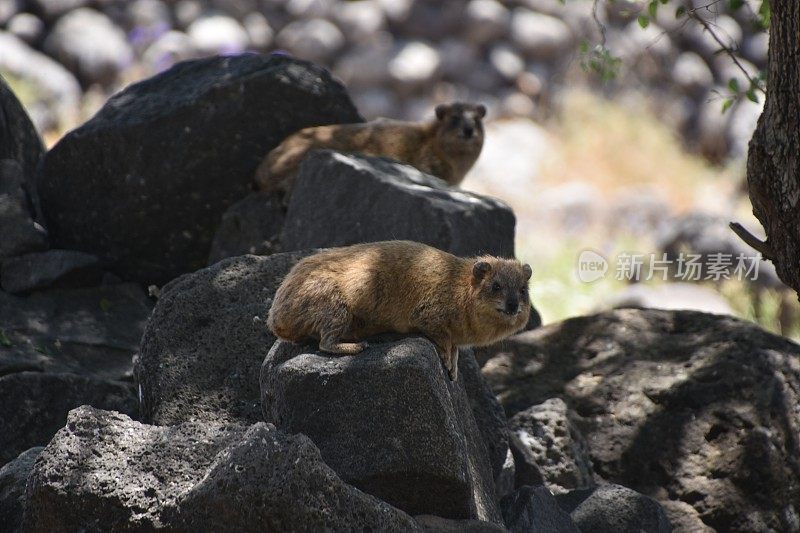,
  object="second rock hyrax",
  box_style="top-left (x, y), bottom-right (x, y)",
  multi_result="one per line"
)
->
top-left (267, 240), bottom-right (531, 381)
top-left (254, 102), bottom-right (486, 195)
